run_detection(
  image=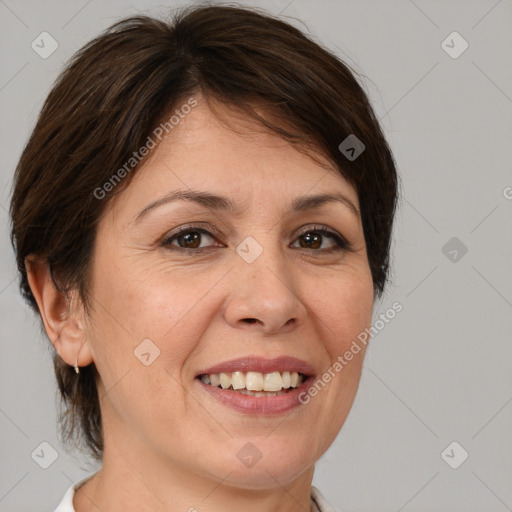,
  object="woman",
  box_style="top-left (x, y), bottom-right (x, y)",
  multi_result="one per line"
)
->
top-left (9, 4), bottom-right (398, 511)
